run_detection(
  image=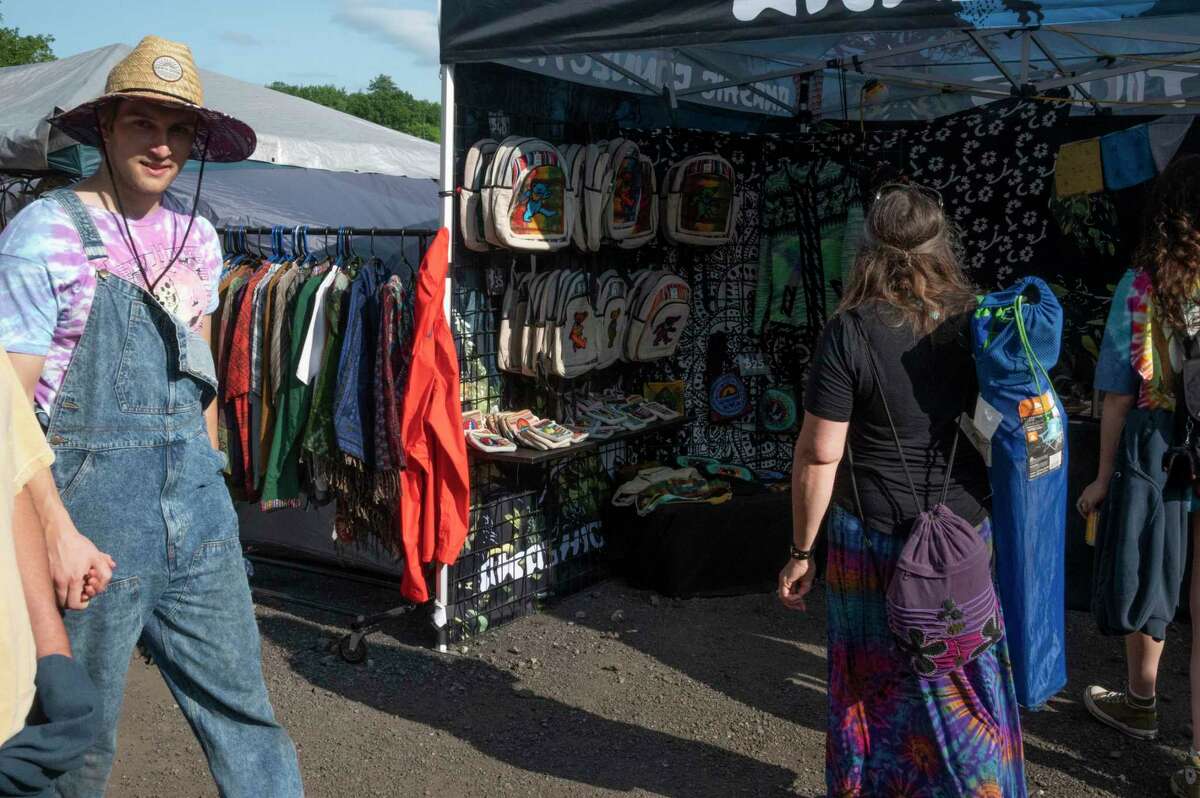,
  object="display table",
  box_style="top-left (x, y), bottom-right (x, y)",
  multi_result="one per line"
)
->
top-left (605, 489), bottom-right (792, 598)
